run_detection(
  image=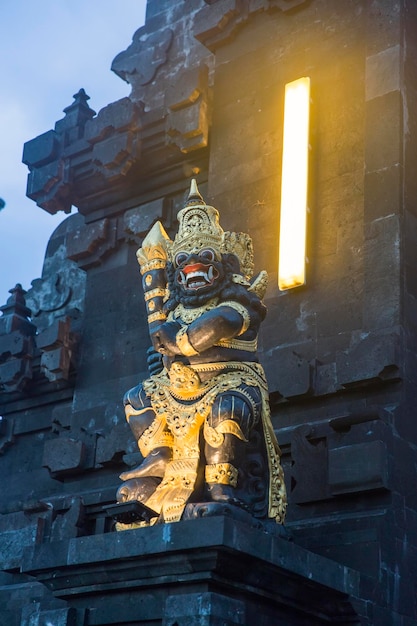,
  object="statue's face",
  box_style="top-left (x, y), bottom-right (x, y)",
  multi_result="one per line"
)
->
top-left (174, 248), bottom-right (224, 297)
